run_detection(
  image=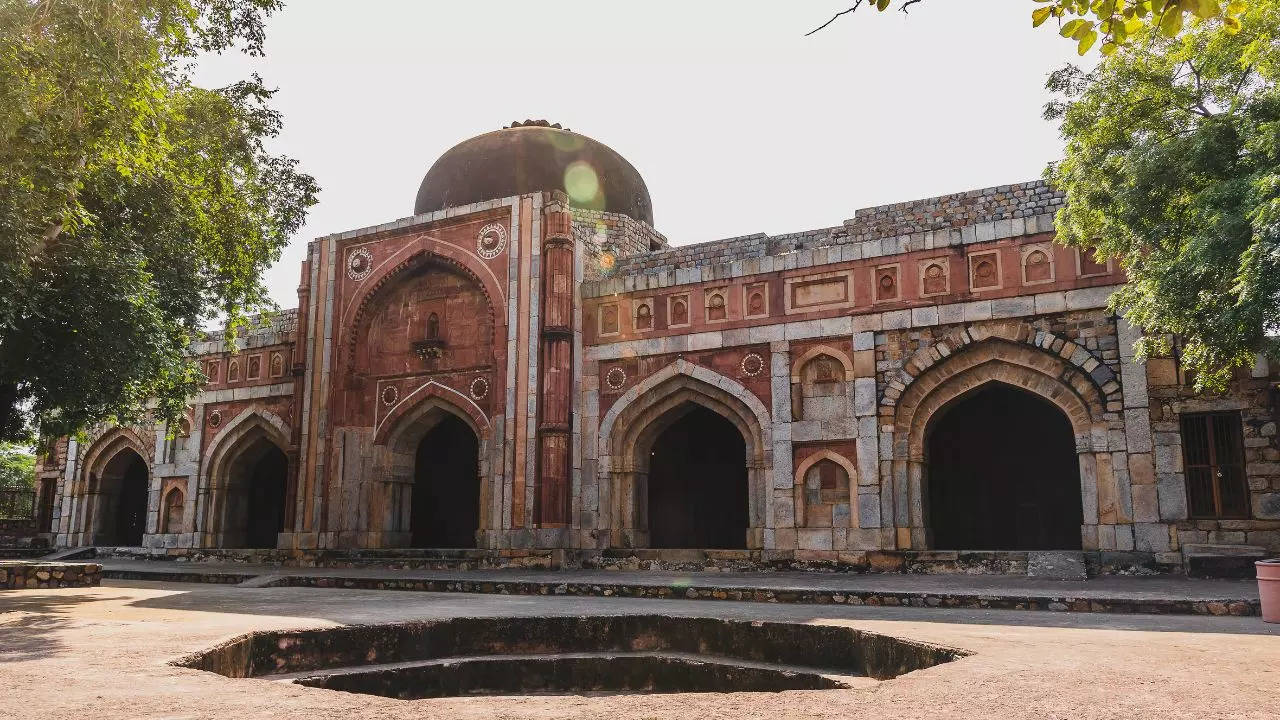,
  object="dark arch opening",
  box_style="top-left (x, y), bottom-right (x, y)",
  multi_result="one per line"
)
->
top-left (926, 383), bottom-right (1083, 550)
top-left (222, 437), bottom-right (288, 548)
top-left (102, 449), bottom-right (148, 545)
top-left (647, 405), bottom-right (748, 549)
top-left (412, 414), bottom-right (480, 547)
